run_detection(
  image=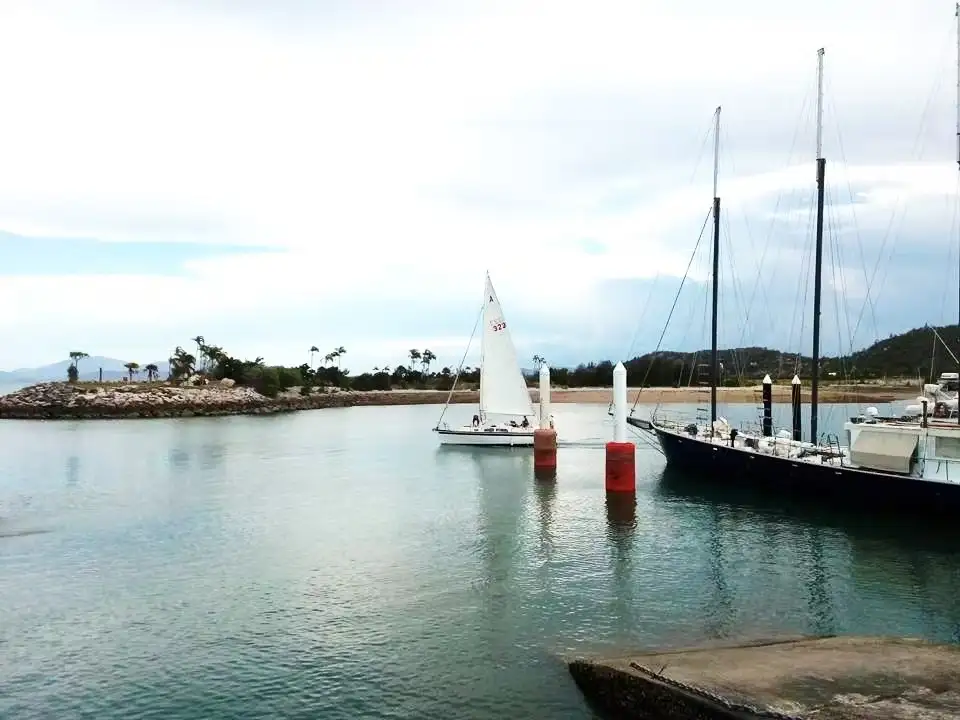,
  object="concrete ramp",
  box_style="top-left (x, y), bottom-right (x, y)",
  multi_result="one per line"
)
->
top-left (569, 635), bottom-right (960, 719)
